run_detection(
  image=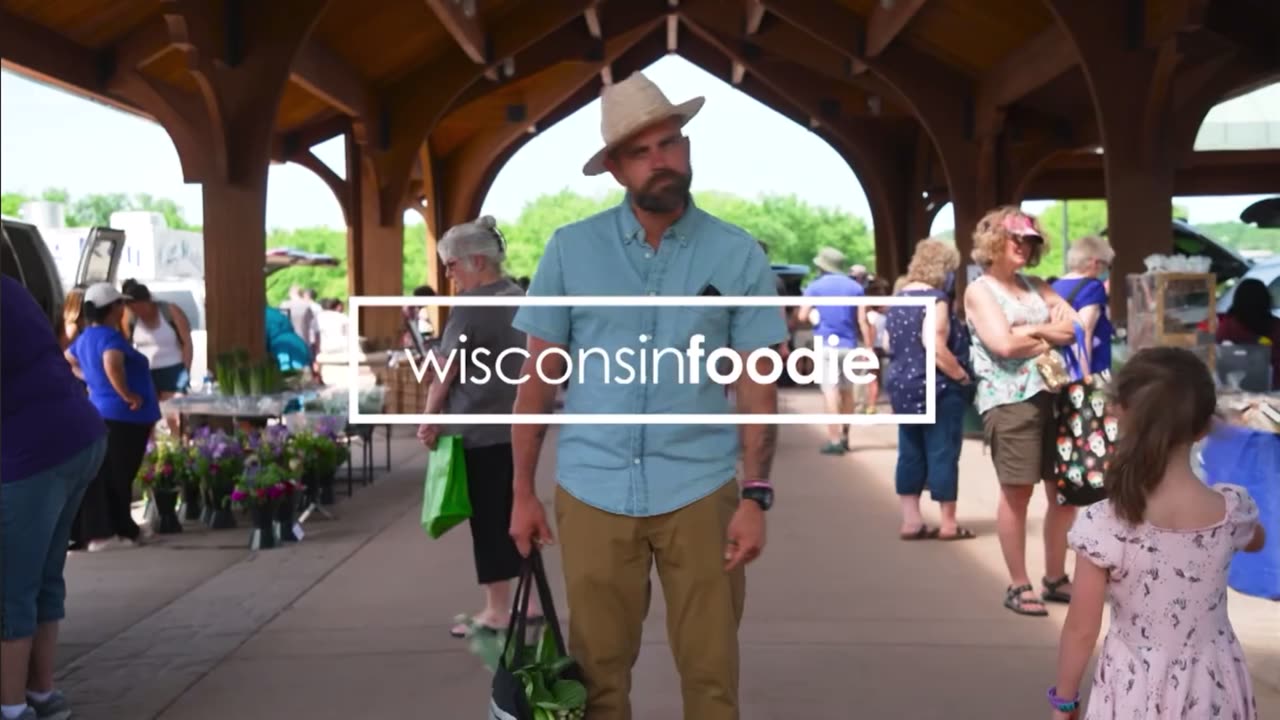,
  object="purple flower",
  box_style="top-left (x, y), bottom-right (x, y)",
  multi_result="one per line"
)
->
top-left (230, 489), bottom-right (248, 502)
